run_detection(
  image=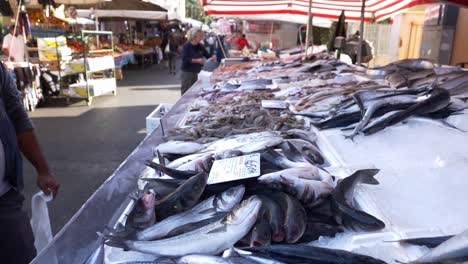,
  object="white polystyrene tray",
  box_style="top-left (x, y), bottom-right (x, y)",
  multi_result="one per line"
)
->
top-left (311, 111), bottom-right (468, 263)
